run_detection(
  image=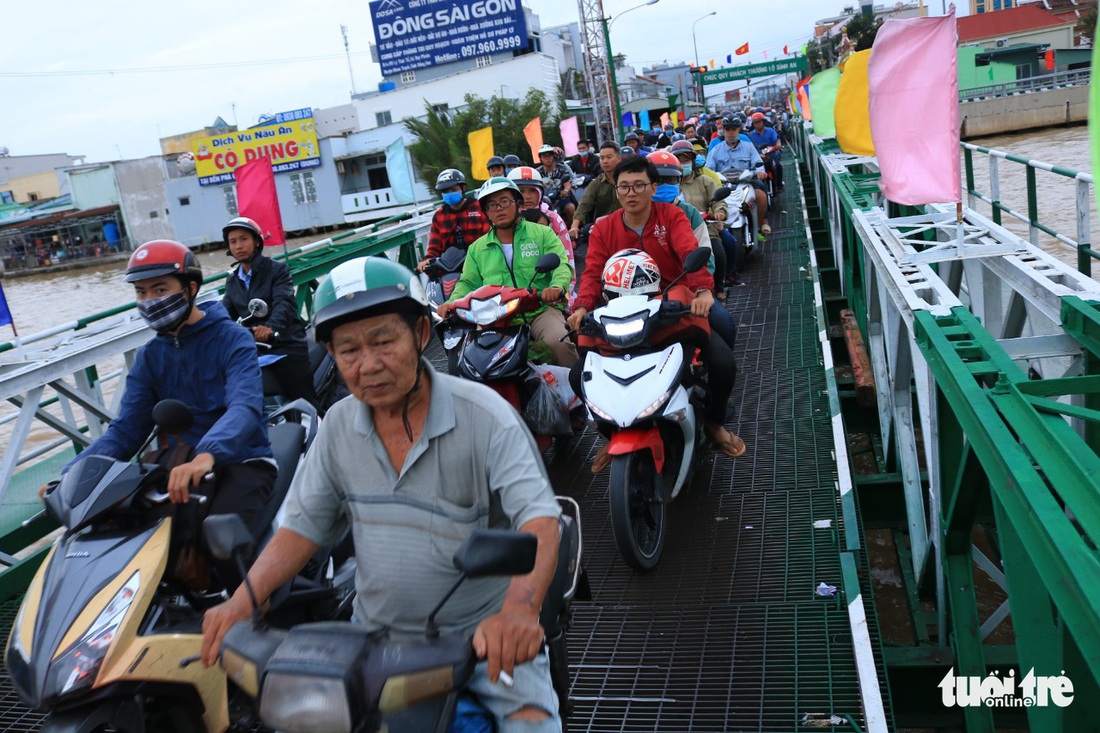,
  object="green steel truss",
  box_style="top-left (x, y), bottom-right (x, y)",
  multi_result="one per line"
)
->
top-left (793, 122), bottom-right (1100, 730)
